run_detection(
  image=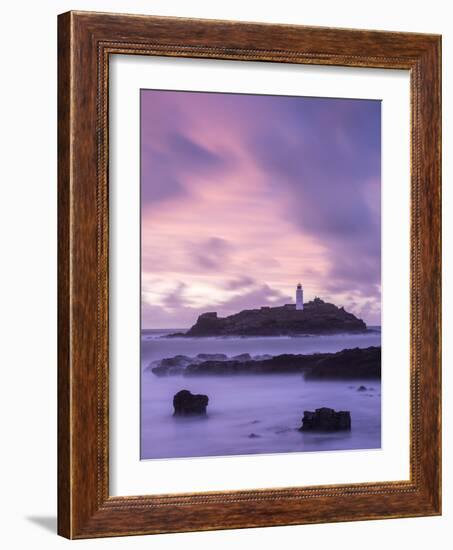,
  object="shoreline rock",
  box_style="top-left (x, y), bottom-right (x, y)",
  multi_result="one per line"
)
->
top-left (304, 347), bottom-right (381, 380)
top-left (150, 346), bottom-right (381, 379)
